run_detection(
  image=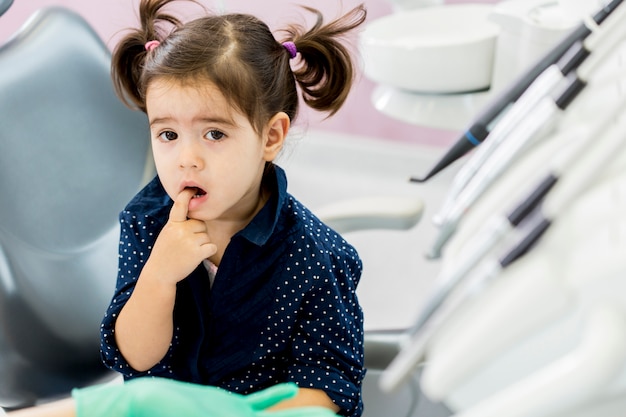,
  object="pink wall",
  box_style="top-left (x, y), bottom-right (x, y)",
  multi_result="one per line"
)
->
top-left (0, 0), bottom-right (495, 147)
